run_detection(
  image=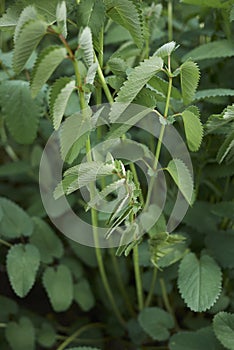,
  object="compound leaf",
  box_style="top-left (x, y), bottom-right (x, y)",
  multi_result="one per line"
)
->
top-left (165, 159), bottom-right (194, 205)
top-left (178, 253), bottom-right (222, 312)
top-left (181, 107), bottom-right (203, 151)
top-left (42, 265), bottom-right (73, 312)
top-left (31, 45), bottom-right (67, 98)
top-left (7, 244), bottom-right (40, 298)
top-left (180, 60), bottom-right (200, 105)
top-left (213, 312), bottom-right (234, 350)
top-left (13, 19), bottom-right (48, 73)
